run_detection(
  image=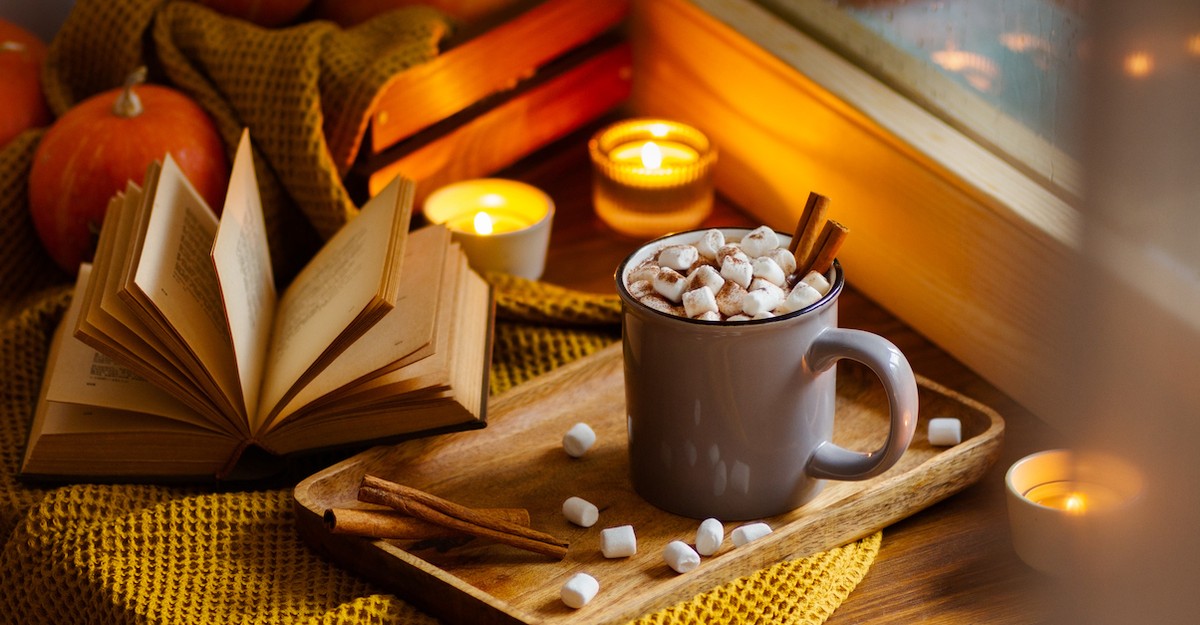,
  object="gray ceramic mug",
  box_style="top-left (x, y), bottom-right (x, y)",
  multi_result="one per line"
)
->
top-left (616, 227), bottom-right (919, 520)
